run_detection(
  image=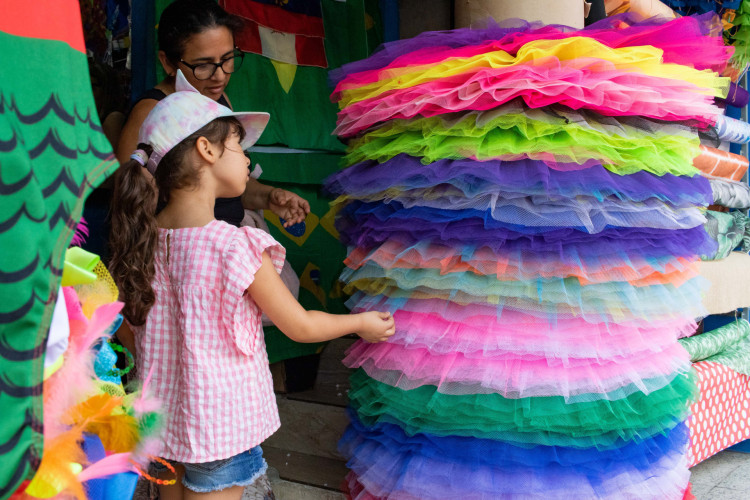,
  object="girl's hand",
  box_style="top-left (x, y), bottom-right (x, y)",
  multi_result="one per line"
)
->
top-left (357, 311), bottom-right (395, 343)
top-left (268, 188), bottom-right (310, 226)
